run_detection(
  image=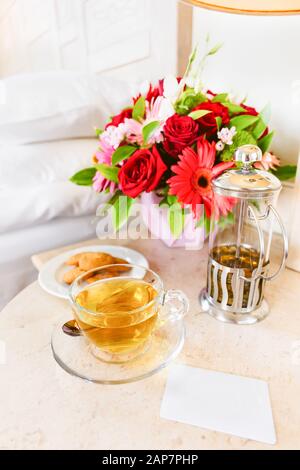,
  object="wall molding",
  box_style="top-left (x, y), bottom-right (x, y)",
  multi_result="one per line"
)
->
top-left (0, 0), bottom-right (178, 81)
